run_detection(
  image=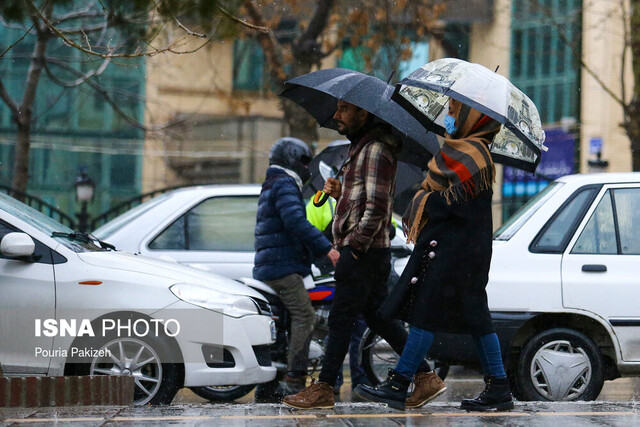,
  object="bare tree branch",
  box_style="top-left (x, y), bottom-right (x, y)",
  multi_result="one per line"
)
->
top-left (25, 0), bottom-right (222, 59)
top-left (0, 15), bottom-right (31, 31)
top-left (60, 23), bottom-right (108, 35)
top-left (46, 57), bottom-right (180, 133)
top-left (0, 79), bottom-right (19, 115)
top-left (21, 5), bottom-right (52, 115)
top-left (243, 0), bottom-right (286, 83)
top-left (300, 0), bottom-right (335, 43)
top-left (321, 42), bottom-right (340, 58)
top-left (217, 4), bottom-right (269, 33)
top-left (45, 57), bottom-right (145, 130)
top-left (0, 22), bottom-right (35, 58)
top-left (25, 0), bottom-right (141, 58)
top-left (174, 17), bottom-right (207, 38)
top-left (43, 56), bottom-right (110, 87)
top-left (53, 8), bottom-right (102, 23)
